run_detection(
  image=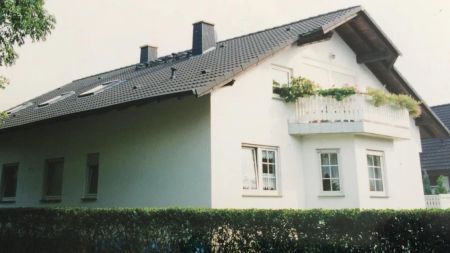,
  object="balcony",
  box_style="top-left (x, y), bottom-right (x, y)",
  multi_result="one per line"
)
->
top-left (288, 94), bottom-right (411, 139)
